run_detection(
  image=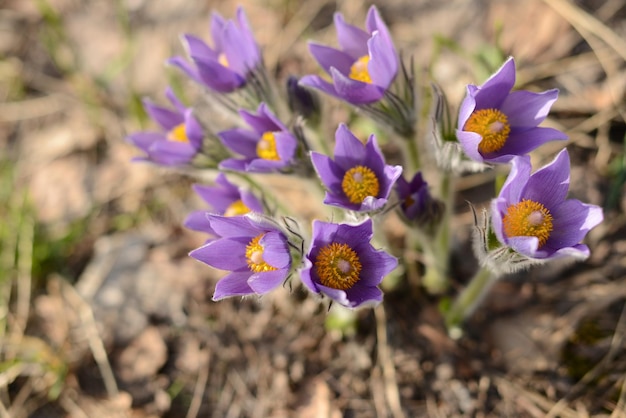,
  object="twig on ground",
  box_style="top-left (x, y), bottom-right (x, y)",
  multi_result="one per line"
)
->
top-left (374, 303), bottom-right (405, 418)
